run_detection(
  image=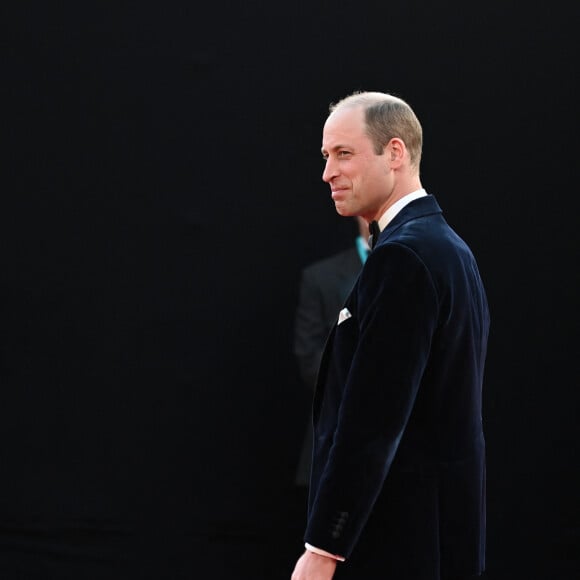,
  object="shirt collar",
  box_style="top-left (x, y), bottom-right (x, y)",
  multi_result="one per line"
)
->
top-left (377, 189), bottom-right (427, 232)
